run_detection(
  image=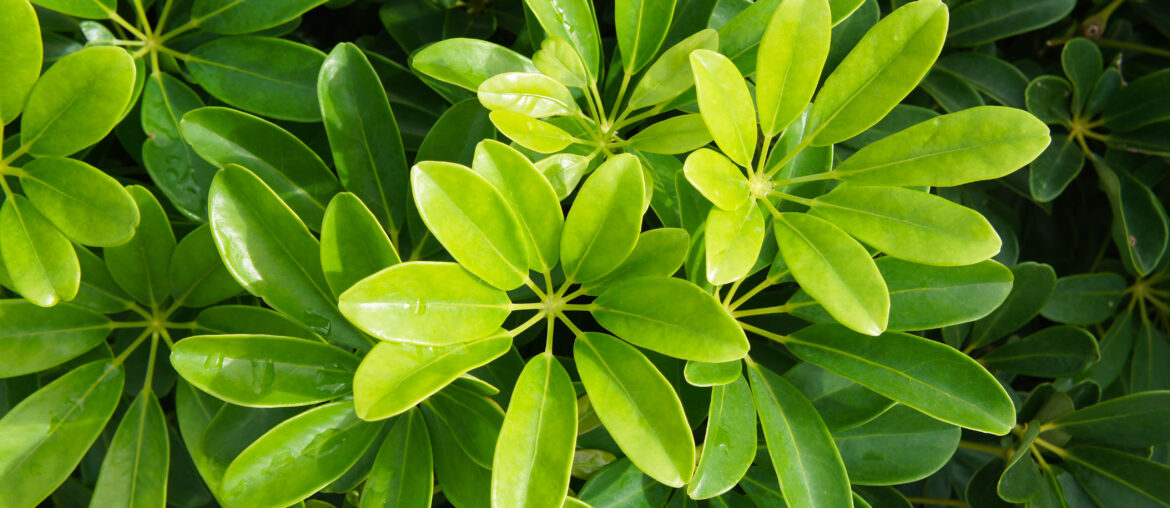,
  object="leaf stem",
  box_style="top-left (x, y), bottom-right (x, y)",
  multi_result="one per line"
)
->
top-left (732, 304), bottom-right (796, 318)
top-left (957, 440), bottom-right (1009, 458)
top-left (1033, 437), bottom-right (1069, 458)
top-left (556, 311), bottom-right (585, 336)
top-left (508, 310), bottom-right (548, 337)
top-left (905, 498), bottom-right (966, 507)
top-left (142, 334), bottom-right (159, 393)
top-left (1095, 38), bottom-right (1170, 58)
top-left (764, 139), bottom-right (811, 178)
top-left (729, 273), bottom-right (783, 310)
top-left (737, 321), bottom-right (789, 344)
top-left (768, 190), bottom-right (814, 207)
top-left (112, 328), bottom-right (154, 365)
top-left (608, 71), bottom-right (632, 127)
top-left (545, 314), bottom-right (555, 352)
